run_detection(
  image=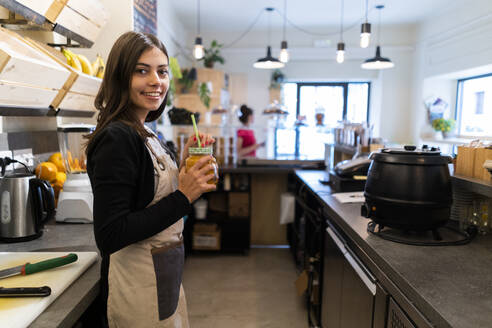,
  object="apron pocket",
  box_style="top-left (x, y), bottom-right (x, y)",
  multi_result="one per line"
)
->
top-left (151, 241), bottom-right (184, 320)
